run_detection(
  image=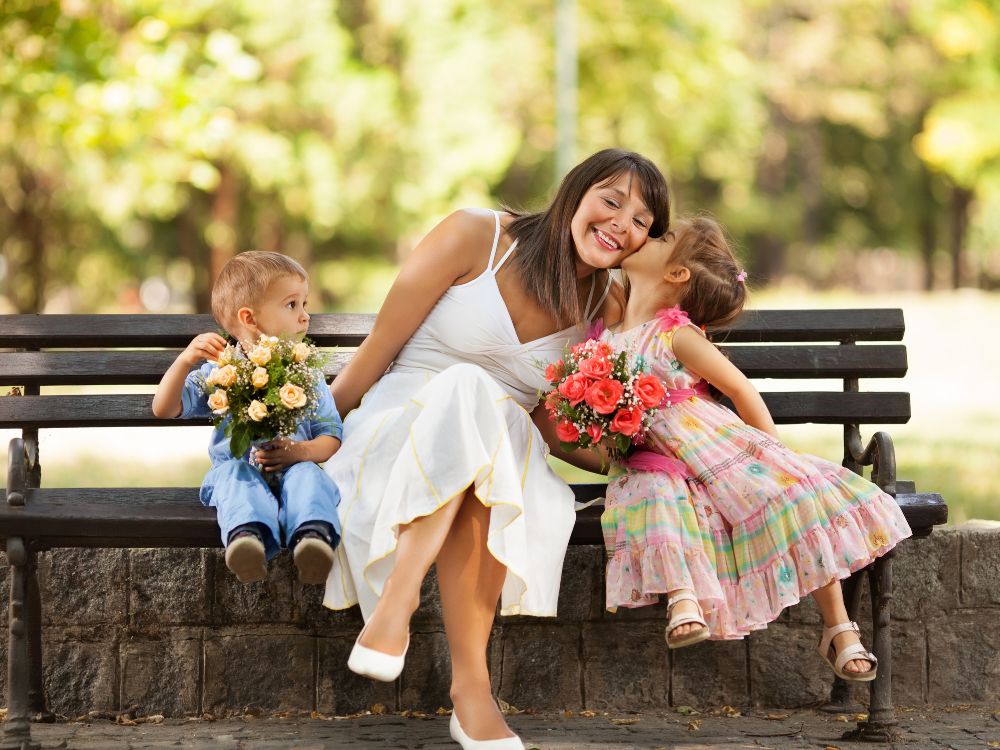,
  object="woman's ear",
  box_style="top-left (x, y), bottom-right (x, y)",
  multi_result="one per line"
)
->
top-left (664, 265), bottom-right (691, 285)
